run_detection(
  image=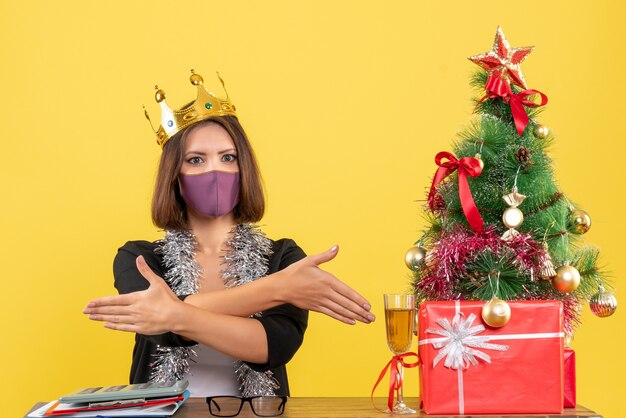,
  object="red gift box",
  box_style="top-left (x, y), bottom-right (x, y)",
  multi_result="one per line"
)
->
top-left (418, 300), bottom-right (564, 415)
top-left (564, 347), bottom-right (576, 408)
